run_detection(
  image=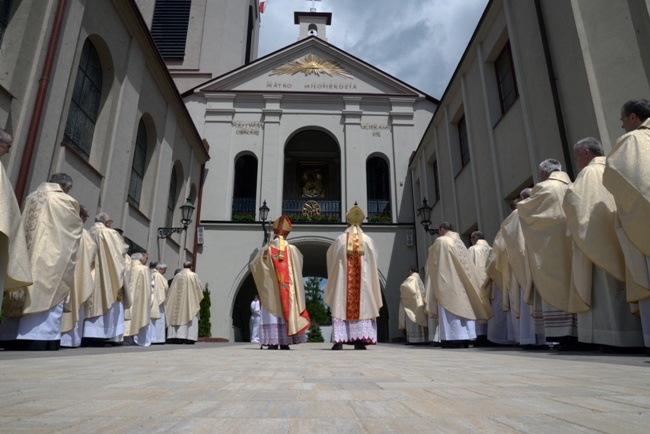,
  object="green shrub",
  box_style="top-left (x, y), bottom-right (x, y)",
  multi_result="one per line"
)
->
top-left (198, 283), bottom-right (212, 337)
